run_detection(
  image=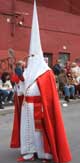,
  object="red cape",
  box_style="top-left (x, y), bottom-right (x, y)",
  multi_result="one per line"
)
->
top-left (37, 70), bottom-right (72, 163)
top-left (10, 94), bottom-right (24, 148)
